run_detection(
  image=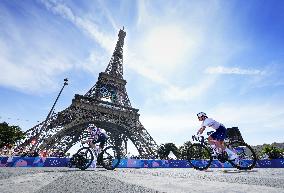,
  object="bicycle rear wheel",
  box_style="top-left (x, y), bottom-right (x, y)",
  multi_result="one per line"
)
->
top-left (187, 144), bottom-right (212, 171)
top-left (76, 147), bottom-right (94, 170)
top-left (227, 141), bottom-right (257, 170)
top-left (99, 146), bottom-right (121, 170)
